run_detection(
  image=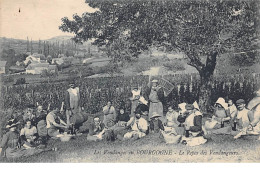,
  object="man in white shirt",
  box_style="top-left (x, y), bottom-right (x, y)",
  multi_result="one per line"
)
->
top-left (46, 109), bottom-right (68, 137)
top-left (124, 111), bottom-right (148, 140)
top-left (233, 99), bottom-right (253, 139)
